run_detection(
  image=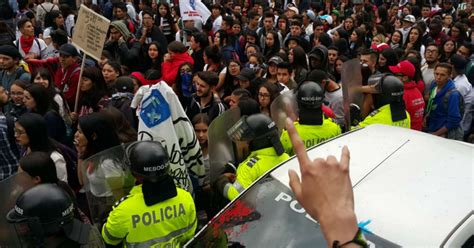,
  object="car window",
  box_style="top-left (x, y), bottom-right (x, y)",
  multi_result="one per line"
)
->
top-left (186, 175), bottom-right (400, 247)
